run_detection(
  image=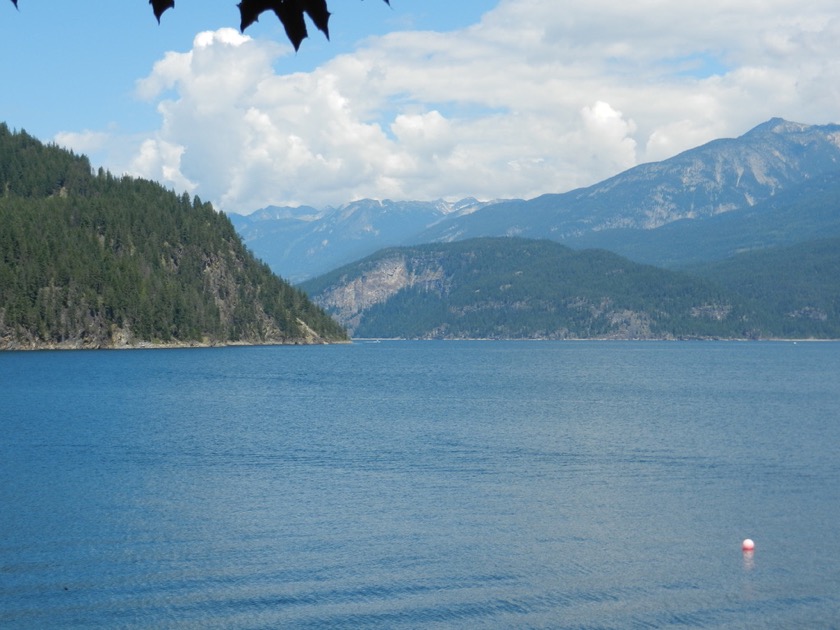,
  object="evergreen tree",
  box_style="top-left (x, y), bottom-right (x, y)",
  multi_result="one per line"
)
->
top-left (0, 124), bottom-right (347, 349)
